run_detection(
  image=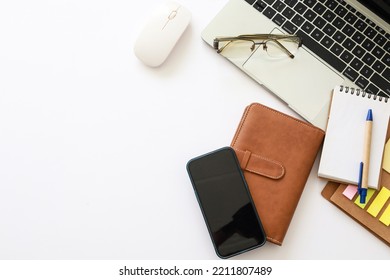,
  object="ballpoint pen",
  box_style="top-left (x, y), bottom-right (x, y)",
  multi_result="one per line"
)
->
top-left (360, 109), bottom-right (373, 204)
